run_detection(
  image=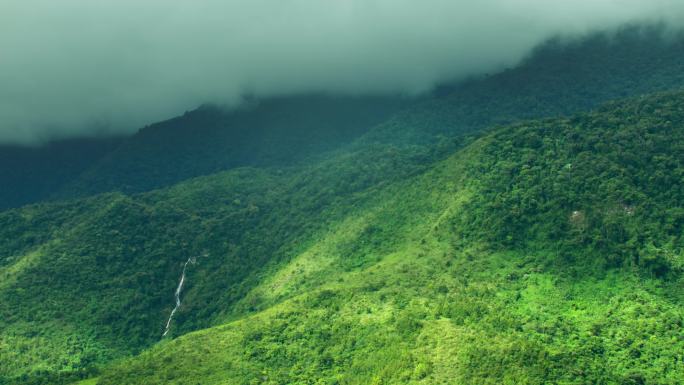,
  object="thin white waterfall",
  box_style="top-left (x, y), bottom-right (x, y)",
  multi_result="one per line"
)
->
top-left (162, 257), bottom-right (195, 337)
